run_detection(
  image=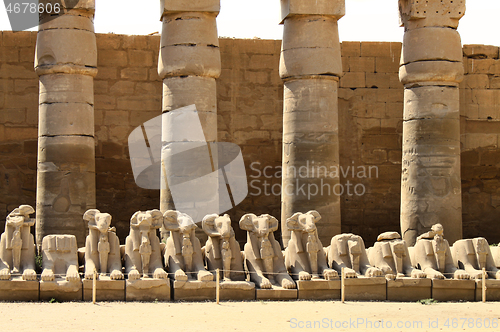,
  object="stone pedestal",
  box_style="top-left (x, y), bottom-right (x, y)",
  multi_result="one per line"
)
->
top-left (35, 1), bottom-right (97, 247)
top-left (475, 279), bottom-right (500, 302)
top-left (172, 280), bottom-right (216, 301)
top-left (398, 0), bottom-right (465, 246)
top-left (344, 277), bottom-right (386, 301)
top-left (296, 279), bottom-right (340, 300)
top-left (39, 278), bottom-right (82, 302)
top-left (431, 279), bottom-right (475, 302)
top-left (83, 277), bottom-right (125, 301)
top-left (0, 277), bottom-right (39, 302)
top-left (387, 278), bottom-right (431, 301)
top-left (256, 286), bottom-right (298, 301)
top-left (219, 281), bottom-right (255, 301)
top-left (126, 278), bottom-right (170, 302)
top-left (279, 1), bottom-right (344, 247)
